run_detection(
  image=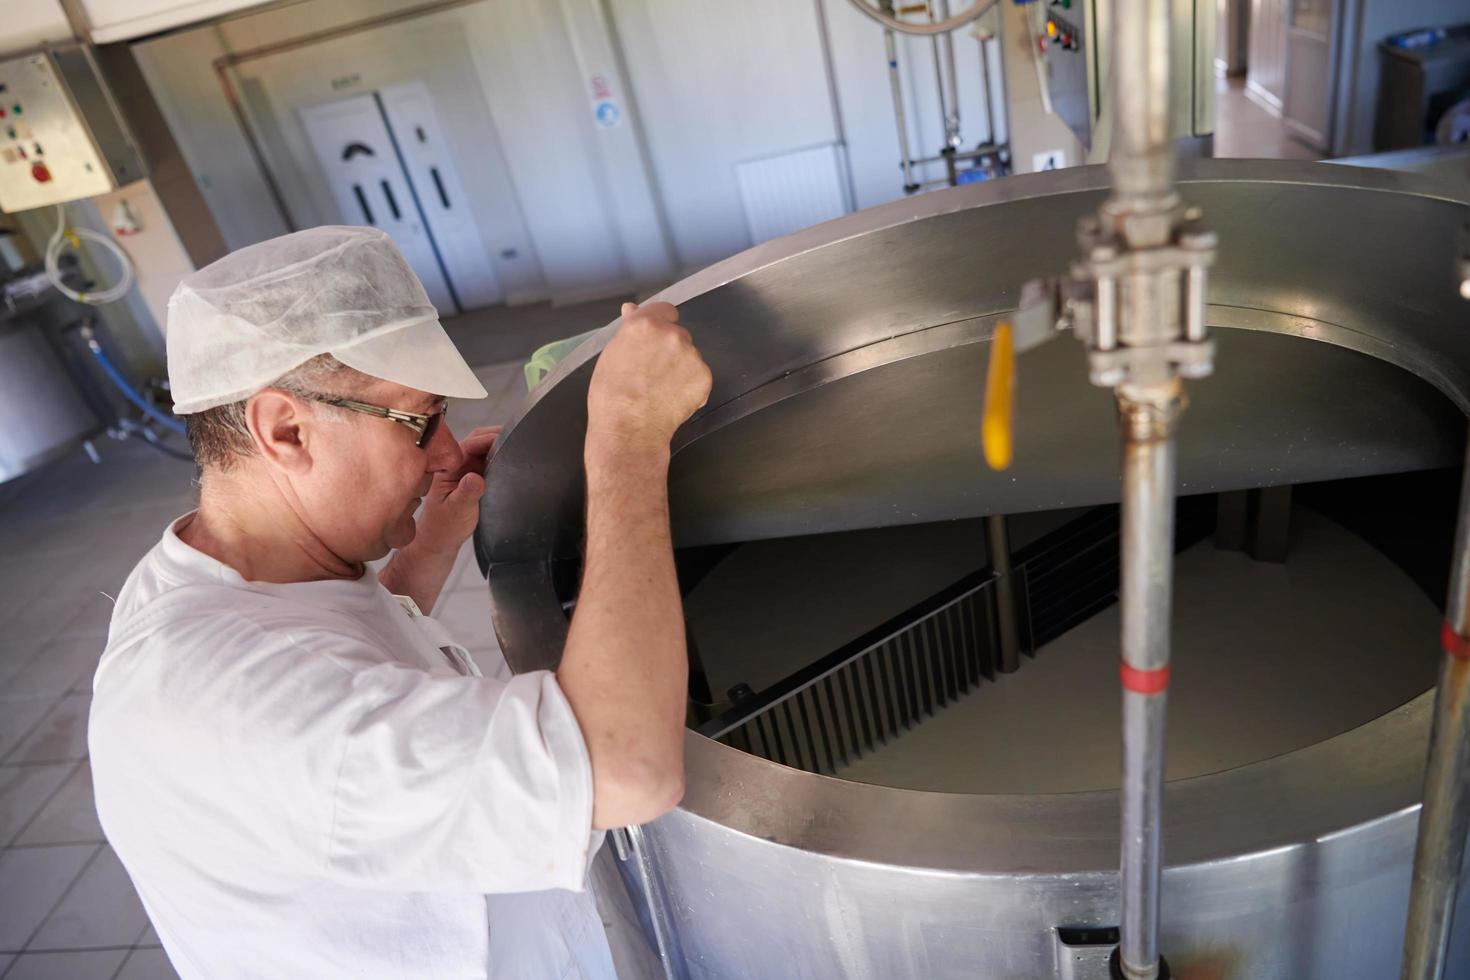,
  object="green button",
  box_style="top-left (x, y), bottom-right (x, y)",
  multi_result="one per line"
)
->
top-left (11, 104), bottom-right (20, 115)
